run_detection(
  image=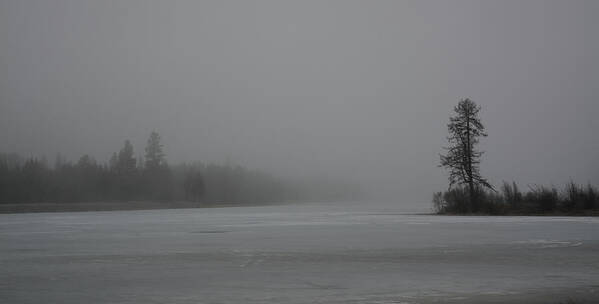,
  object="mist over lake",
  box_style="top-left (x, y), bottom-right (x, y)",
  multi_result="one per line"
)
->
top-left (1, 1), bottom-right (598, 303)
top-left (1, 1), bottom-right (597, 203)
